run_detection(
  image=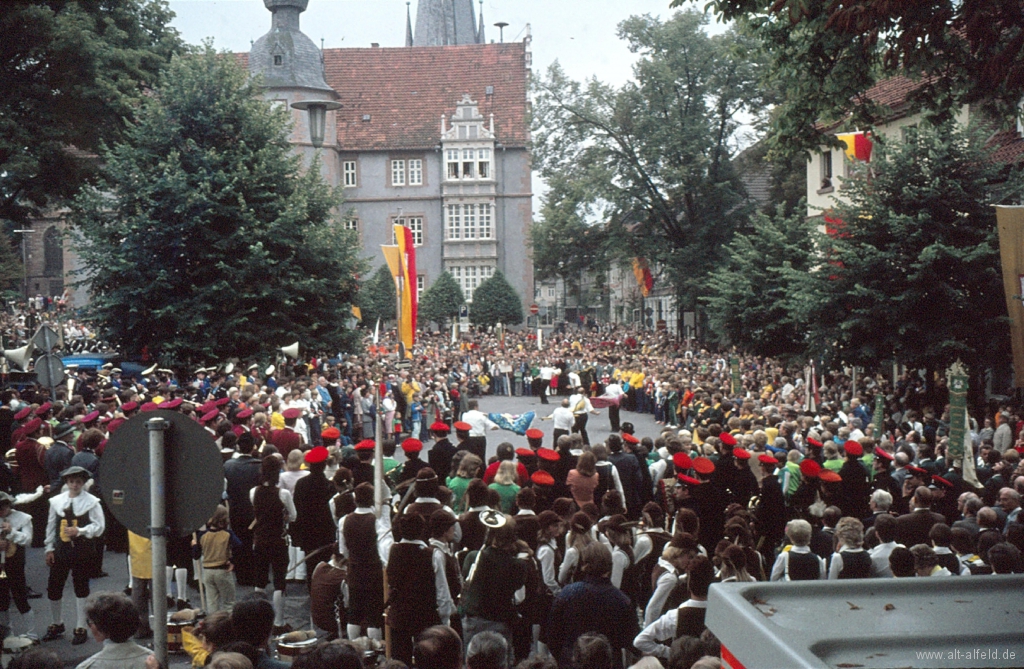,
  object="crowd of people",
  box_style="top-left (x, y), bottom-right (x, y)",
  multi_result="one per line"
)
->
top-left (0, 321), bottom-right (1021, 669)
